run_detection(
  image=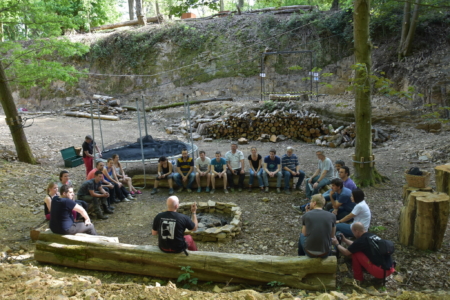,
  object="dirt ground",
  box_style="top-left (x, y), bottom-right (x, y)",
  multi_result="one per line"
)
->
top-left (1, 99), bottom-right (450, 296)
